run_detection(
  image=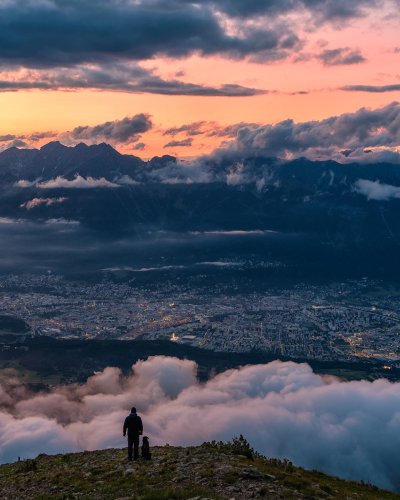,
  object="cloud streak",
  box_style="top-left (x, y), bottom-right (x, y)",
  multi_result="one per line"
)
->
top-left (0, 64), bottom-right (267, 96)
top-left (342, 84), bottom-right (400, 93)
top-left (1, 357), bottom-right (400, 491)
top-left (163, 121), bottom-right (260, 138)
top-left (164, 138), bottom-right (193, 148)
top-left (36, 176), bottom-right (120, 189)
top-left (317, 47), bottom-right (366, 66)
